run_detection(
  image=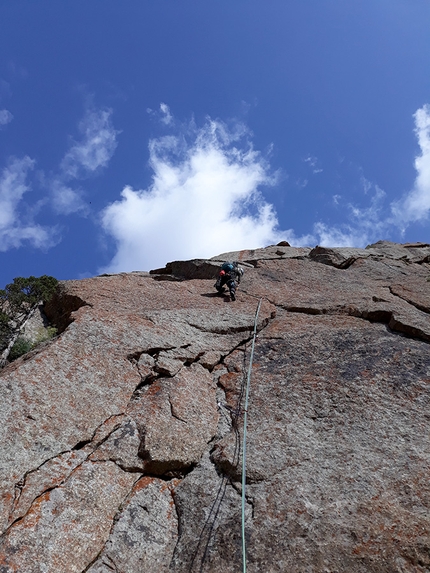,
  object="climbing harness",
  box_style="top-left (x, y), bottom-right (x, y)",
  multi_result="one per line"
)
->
top-left (241, 298), bottom-right (262, 573)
